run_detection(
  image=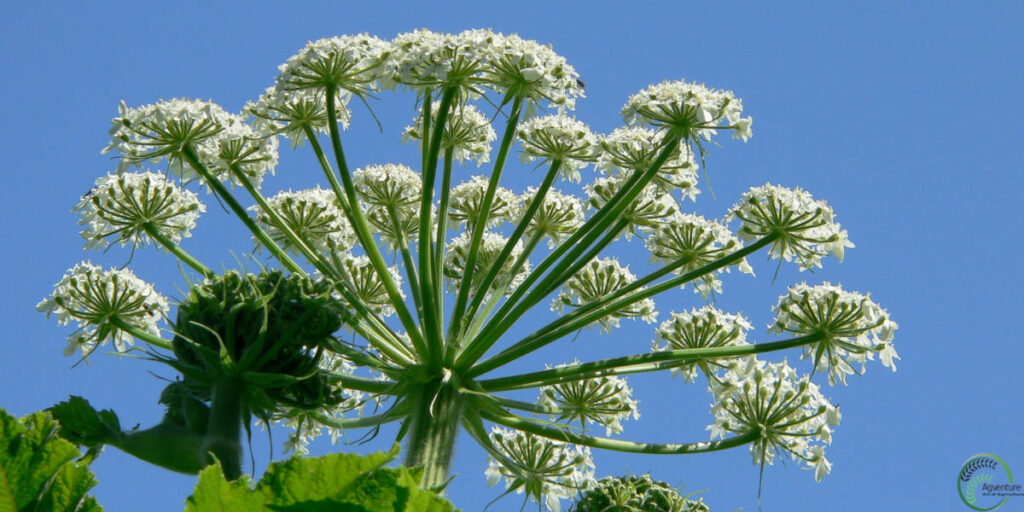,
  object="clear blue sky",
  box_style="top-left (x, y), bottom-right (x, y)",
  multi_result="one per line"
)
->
top-left (1, 2), bottom-right (1022, 511)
